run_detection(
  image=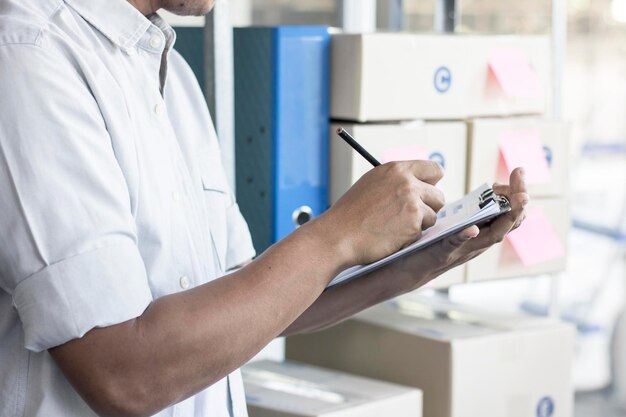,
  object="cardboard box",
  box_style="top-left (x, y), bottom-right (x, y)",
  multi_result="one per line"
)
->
top-left (330, 121), bottom-right (467, 204)
top-left (465, 197), bottom-right (569, 283)
top-left (286, 298), bottom-right (575, 417)
top-left (467, 117), bottom-right (570, 199)
top-left (243, 360), bottom-right (423, 417)
top-left (331, 34), bottom-right (550, 122)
